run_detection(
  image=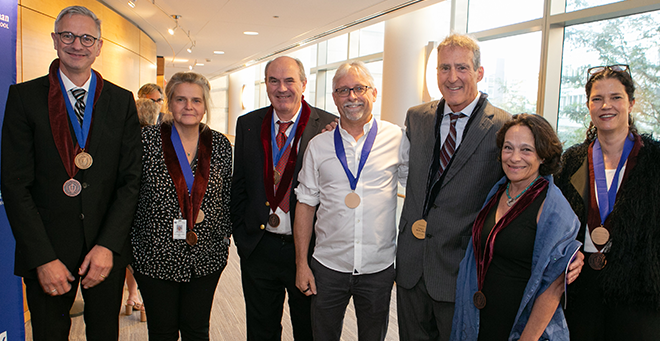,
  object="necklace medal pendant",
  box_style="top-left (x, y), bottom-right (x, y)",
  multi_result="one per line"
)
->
top-left (195, 209), bottom-right (205, 224)
top-left (412, 219), bottom-right (427, 240)
top-left (506, 198), bottom-right (515, 207)
top-left (186, 230), bottom-right (198, 246)
top-left (591, 226), bottom-right (610, 245)
top-left (589, 252), bottom-right (607, 270)
top-left (268, 213), bottom-right (280, 227)
top-left (473, 291), bottom-right (486, 309)
top-left (63, 178), bottom-right (82, 197)
top-left (274, 169), bottom-right (281, 185)
top-left (345, 192), bottom-right (360, 209)
top-left (74, 151), bottom-right (93, 170)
